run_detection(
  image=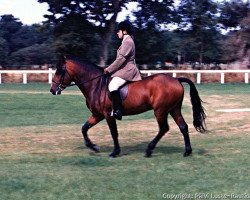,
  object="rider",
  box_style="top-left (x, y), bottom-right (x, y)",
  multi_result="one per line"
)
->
top-left (104, 21), bottom-right (142, 120)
